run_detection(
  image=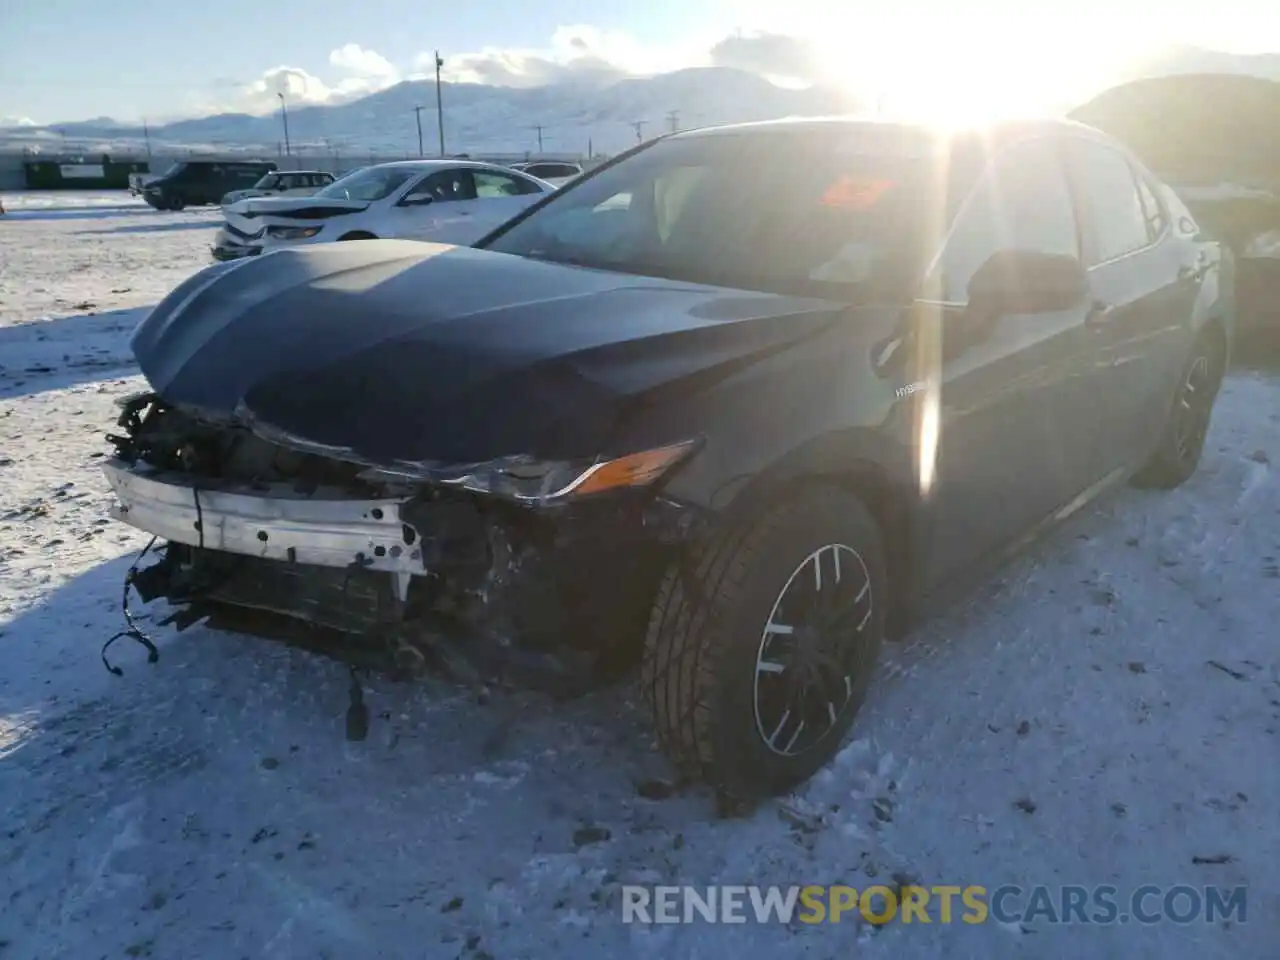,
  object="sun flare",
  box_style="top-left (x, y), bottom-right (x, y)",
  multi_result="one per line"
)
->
top-left (808, 15), bottom-right (1124, 124)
